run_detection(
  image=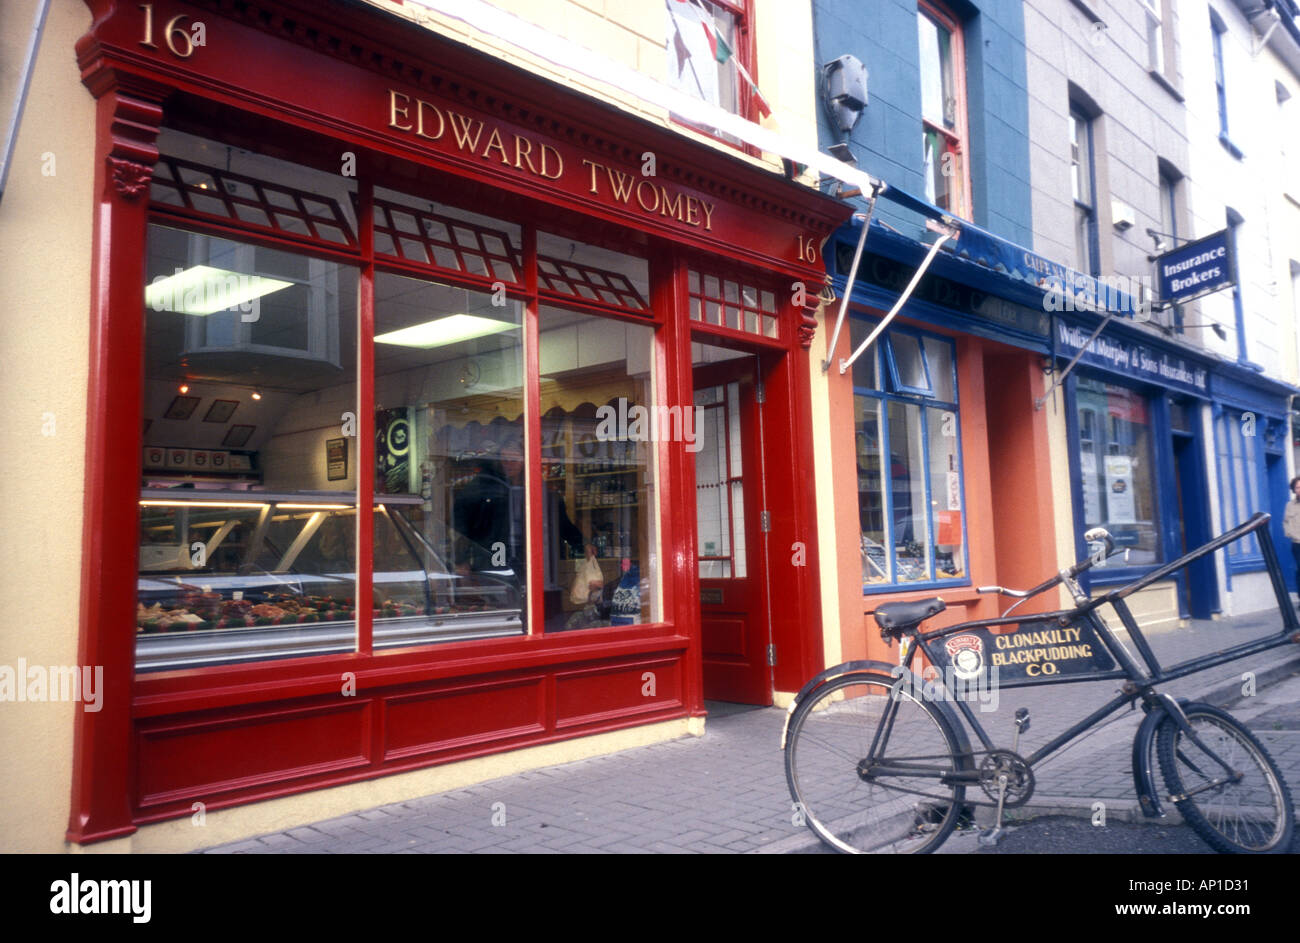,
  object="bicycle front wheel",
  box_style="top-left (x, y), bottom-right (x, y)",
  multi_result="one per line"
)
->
top-left (785, 671), bottom-right (967, 854)
top-left (1156, 702), bottom-right (1295, 854)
